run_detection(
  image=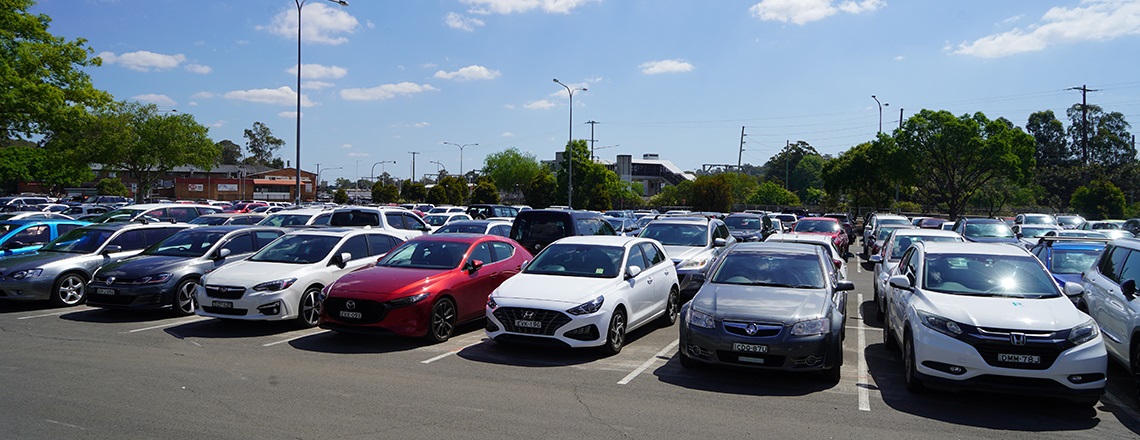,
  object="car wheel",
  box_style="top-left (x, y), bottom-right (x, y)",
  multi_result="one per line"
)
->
top-left (873, 283), bottom-right (884, 321)
top-left (296, 287), bottom-right (321, 328)
top-left (171, 278), bottom-right (198, 316)
top-left (427, 298), bottom-right (457, 343)
top-left (904, 332), bottom-right (926, 393)
top-left (678, 348), bottom-right (701, 369)
top-left (882, 306), bottom-right (899, 352)
top-left (658, 286), bottom-right (679, 327)
top-left (50, 273), bottom-right (87, 307)
top-left (600, 309), bottom-right (626, 356)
